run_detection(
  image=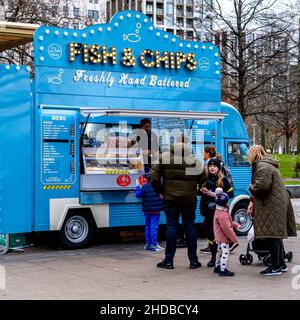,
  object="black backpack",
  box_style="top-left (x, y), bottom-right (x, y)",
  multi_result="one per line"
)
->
top-left (221, 161), bottom-right (234, 188)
